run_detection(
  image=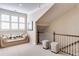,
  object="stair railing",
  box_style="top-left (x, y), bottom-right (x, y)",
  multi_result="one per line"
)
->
top-left (53, 32), bottom-right (79, 56)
